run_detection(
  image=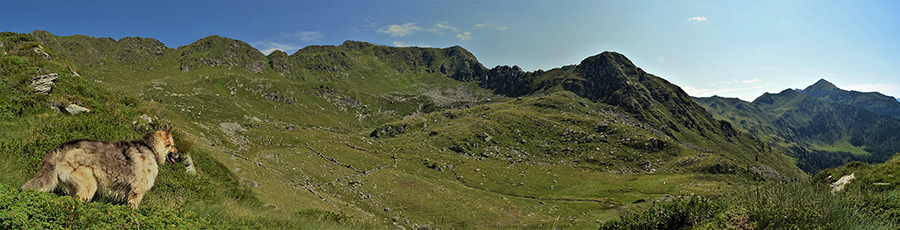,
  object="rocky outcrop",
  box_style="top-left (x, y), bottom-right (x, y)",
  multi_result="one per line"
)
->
top-left (31, 45), bottom-right (51, 60)
top-left (830, 173), bottom-right (855, 193)
top-left (267, 50), bottom-right (294, 75)
top-left (483, 65), bottom-right (529, 96)
top-left (31, 73), bottom-right (58, 95)
top-left (370, 124), bottom-right (409, 138)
